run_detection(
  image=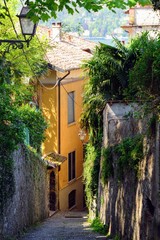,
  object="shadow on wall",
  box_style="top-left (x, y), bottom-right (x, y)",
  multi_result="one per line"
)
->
top-left (0, 146), bottom-right (48, 239)
top-left (98, 103), bottom-right (159, 240)
top-left (42, 91), bottom-right (58, 154)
